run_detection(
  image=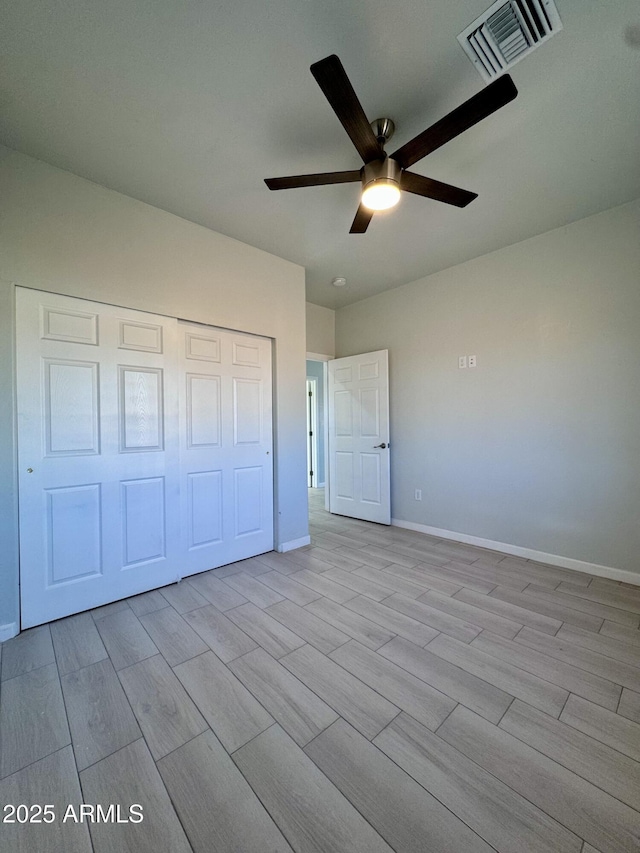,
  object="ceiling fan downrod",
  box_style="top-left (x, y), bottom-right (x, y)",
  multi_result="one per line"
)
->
top-left (371, 118), bottom-right (395, 147)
